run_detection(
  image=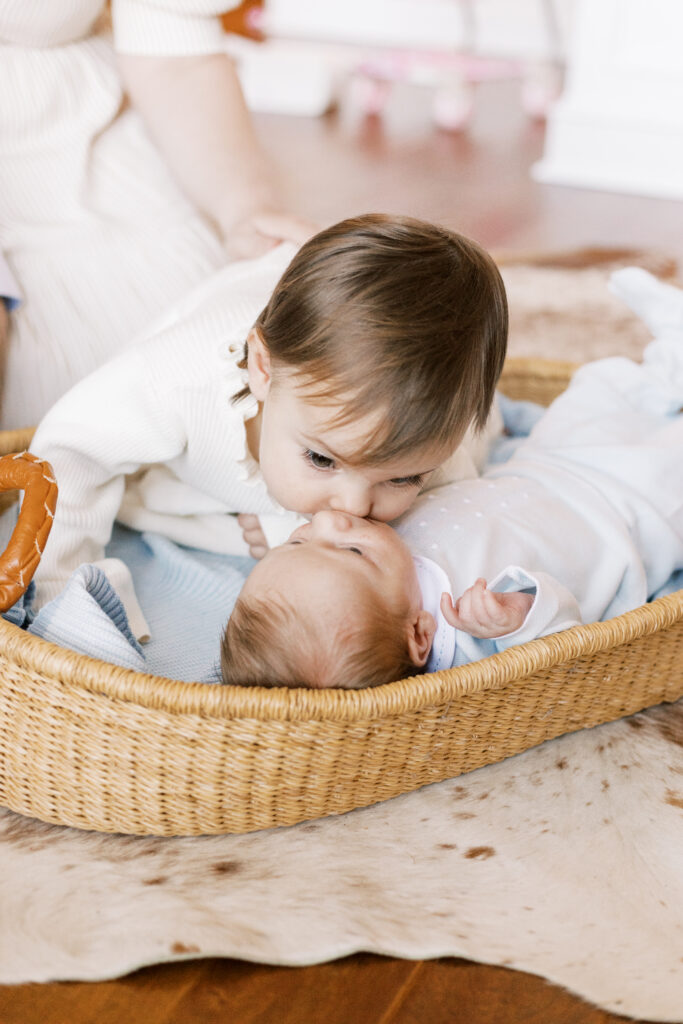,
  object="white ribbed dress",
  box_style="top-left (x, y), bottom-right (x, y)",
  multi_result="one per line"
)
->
top-left (0, 0), bottom-right (239, 429)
